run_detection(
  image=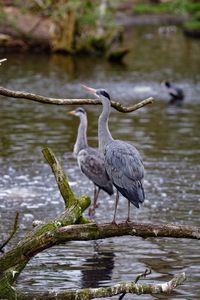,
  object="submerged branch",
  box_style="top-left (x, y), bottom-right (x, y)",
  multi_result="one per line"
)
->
top-left (16, 272), bottom-right (186, 300)
top-left (0, 86), bottom-right (154, 113)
